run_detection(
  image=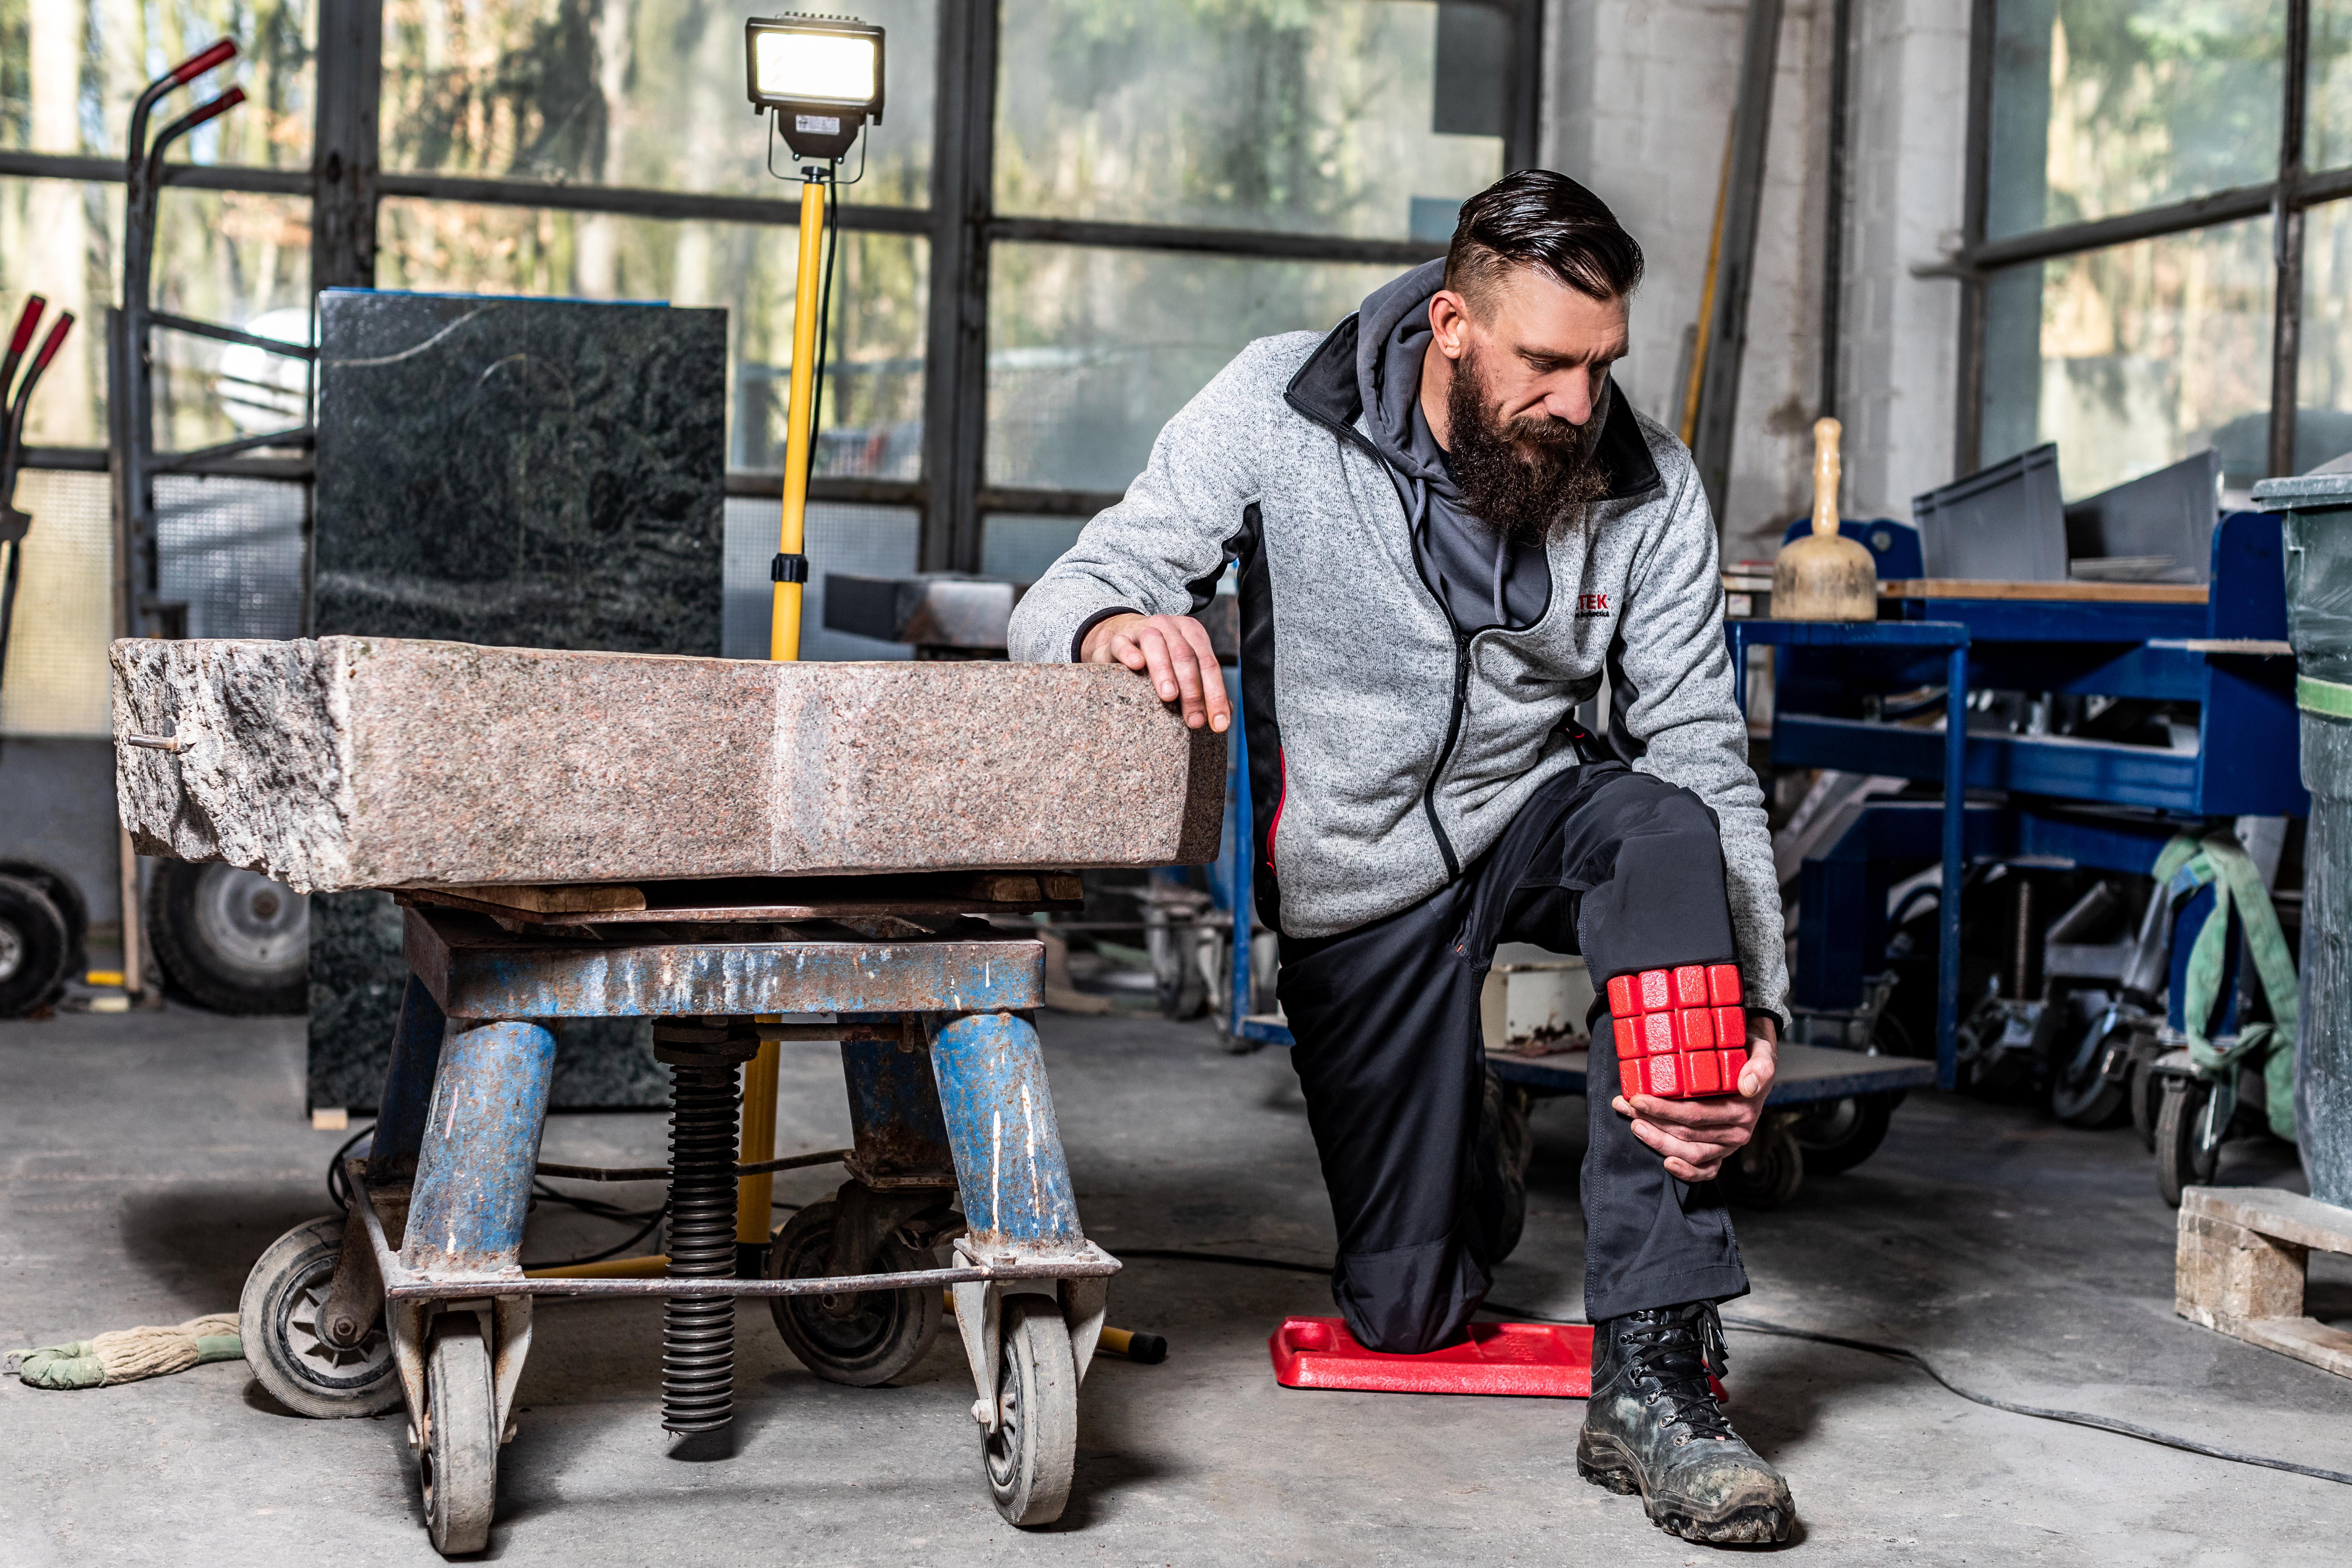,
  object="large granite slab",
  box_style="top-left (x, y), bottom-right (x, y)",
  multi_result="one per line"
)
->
top-left (304, 292), bottom-right (728, 1110)
top-left (114, 636), bottom-right (1226, 891)
top-left (313, 290), bottom-right (726, 651)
